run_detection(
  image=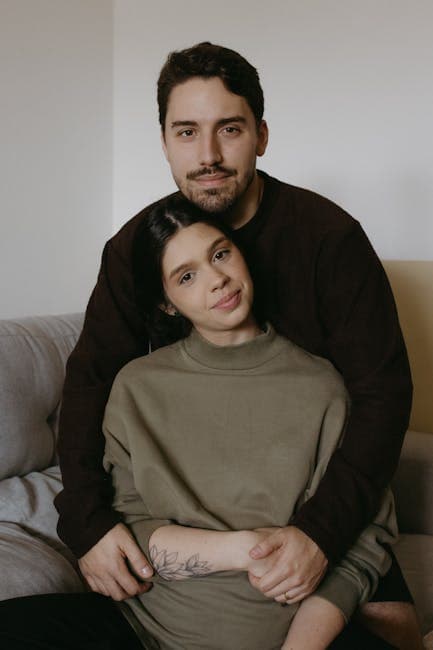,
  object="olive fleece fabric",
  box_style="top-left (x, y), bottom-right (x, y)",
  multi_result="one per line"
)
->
top-left (103, 326), bottom-right (397, 650)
